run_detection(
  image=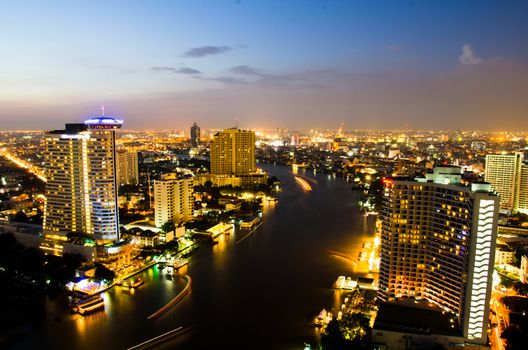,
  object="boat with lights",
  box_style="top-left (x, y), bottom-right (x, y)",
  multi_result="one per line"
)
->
top-left (72, 296), bottom-right (105, 315)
